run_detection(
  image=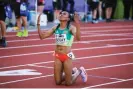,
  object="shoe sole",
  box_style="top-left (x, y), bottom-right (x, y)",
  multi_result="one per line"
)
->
top-left (80, 67), bottom-right (88, 82)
